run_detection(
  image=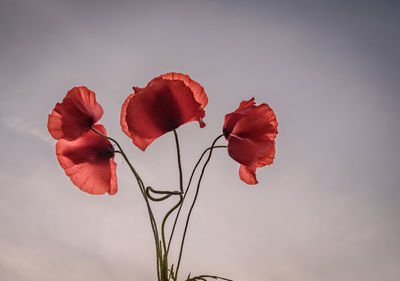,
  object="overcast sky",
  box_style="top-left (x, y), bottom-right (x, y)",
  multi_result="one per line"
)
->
top-left (1, 0), bottom-right (399, 280)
